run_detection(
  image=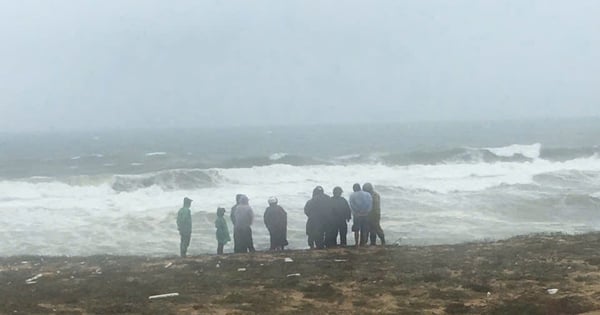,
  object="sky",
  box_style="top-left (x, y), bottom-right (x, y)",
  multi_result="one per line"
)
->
top-left (0, 0), bottom-right (599, 132)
